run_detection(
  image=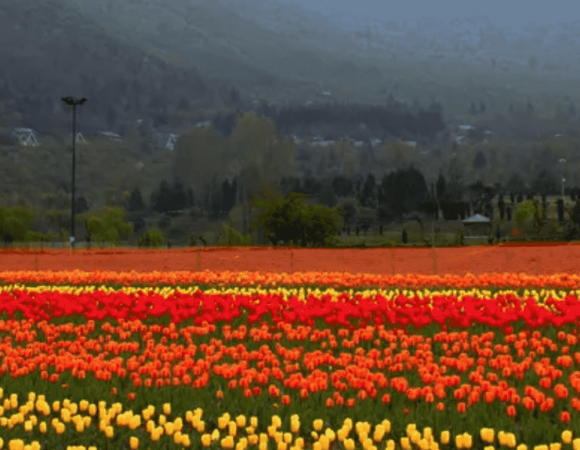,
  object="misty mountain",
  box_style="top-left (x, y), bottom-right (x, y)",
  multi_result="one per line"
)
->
top-left (0, 0), bottom-right (256, 138)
